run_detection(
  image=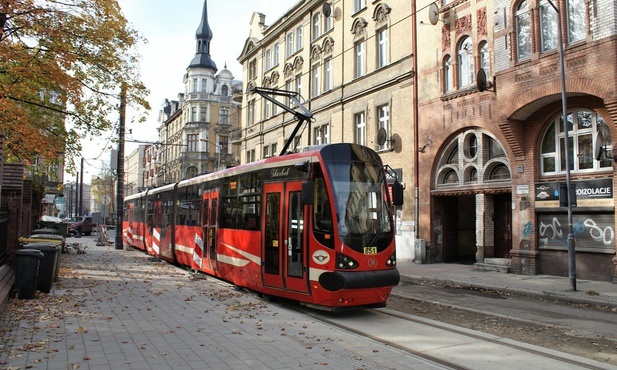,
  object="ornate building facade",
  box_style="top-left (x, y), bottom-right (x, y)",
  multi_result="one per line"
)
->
top-left (153, 0), bottom-right (242, 187)
top-left (417, 0), bottom-right (617, 281)
top-left (238, 0), bottom-right (417, 258)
